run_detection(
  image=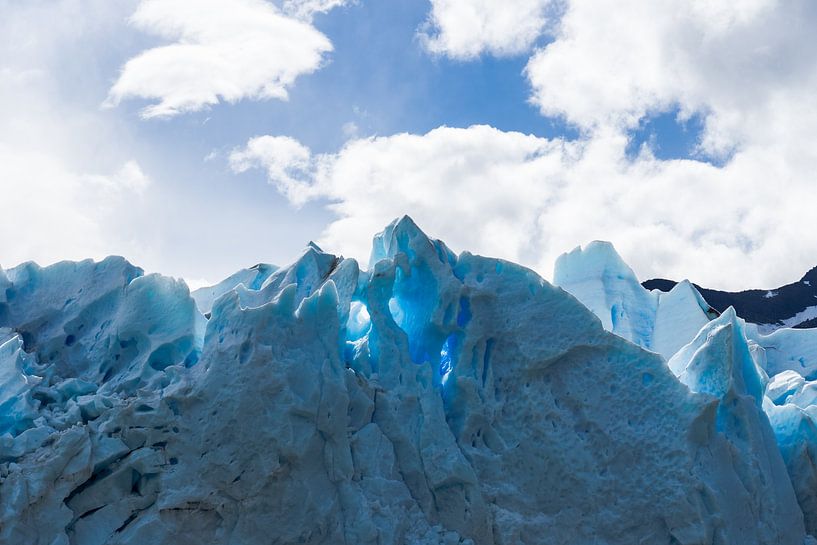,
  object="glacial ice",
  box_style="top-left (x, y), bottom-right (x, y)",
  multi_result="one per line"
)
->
top-left (0, 331), bottom-right (41, 437)
top-left (767, 370), bottom-right (808, 406)
top-left (766, 399), bottom-right (817, 534)
top-left (555, 239), bottom-right (817, 539)
top-left (554, 241), bottom-right (817, 383)
top-left (554, 241), bottom-right (715, 359)
top-left (665, 308), bottom-right (802, 540)
top-left (0, 217), bottom-right (814, 544)
top-left (191, 262), bottom-right (278, 315)
top-left (749, 326), bottom-right (817, 380)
